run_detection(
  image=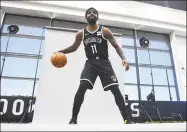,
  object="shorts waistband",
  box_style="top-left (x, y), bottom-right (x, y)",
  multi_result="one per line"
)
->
top-left (87, 56), bottom-right (108, 60)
